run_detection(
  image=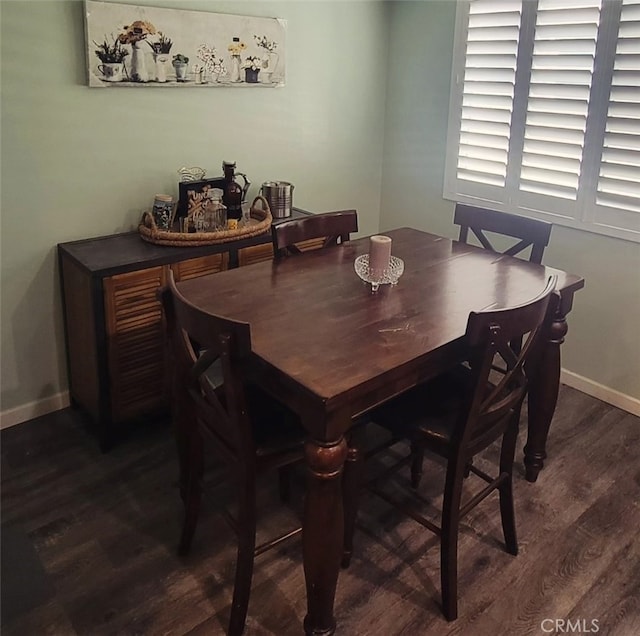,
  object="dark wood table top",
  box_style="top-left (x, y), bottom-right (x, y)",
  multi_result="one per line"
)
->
top-left (177, 227), bottom-right (584, 436)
